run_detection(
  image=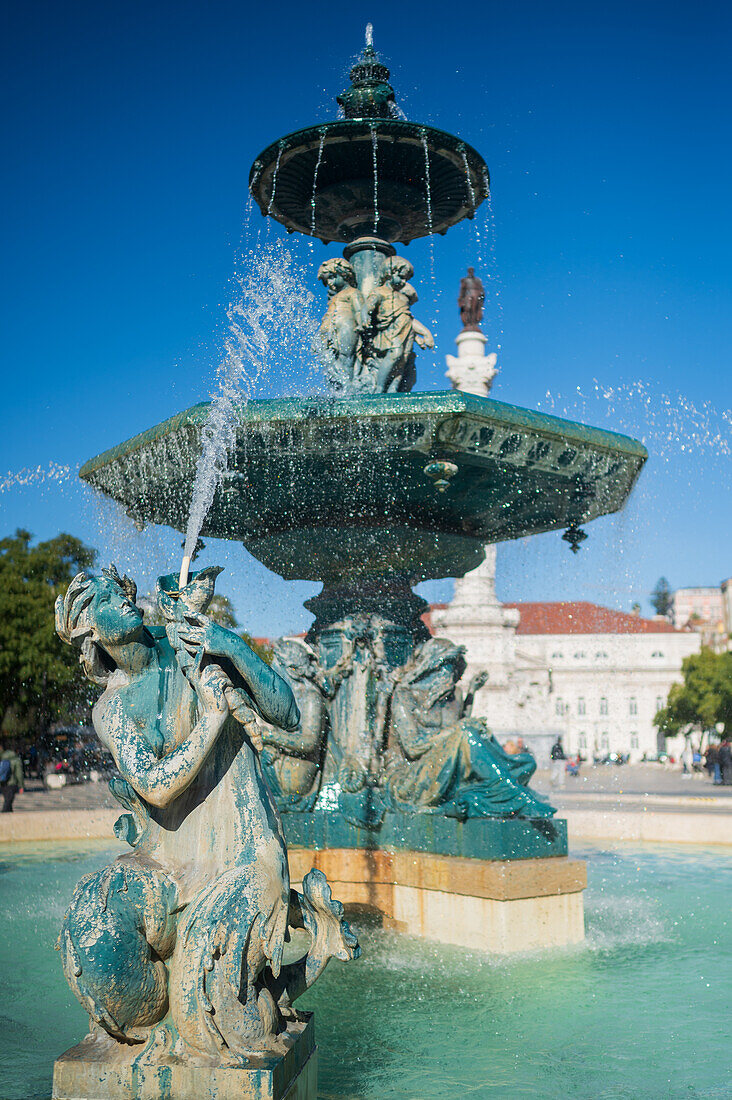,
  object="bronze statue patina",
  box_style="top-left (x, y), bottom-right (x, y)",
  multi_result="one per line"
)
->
top-left (54, 565), bottom-right (359, 1075)
top-left (261, 614), bottom-right (555, 827)
top-left (317, 250), bottom-right (434, 395)
top-left (360, 257), bottom-right (434, 393)
top-left (316, 257), bottom-right (363, 391)
top-left (458, 267), bottom-right (485, 331)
